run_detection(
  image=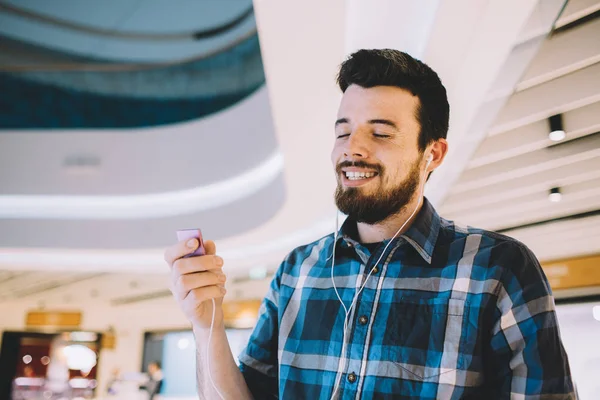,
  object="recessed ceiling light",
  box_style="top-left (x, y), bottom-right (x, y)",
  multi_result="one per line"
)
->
top-left (548, 114), bottom-right (566, 142)
top-left (548, 129), bottom-right (566, 142)
top-left (548, 187), bottom-right (562, 203)
top-left (63, 154), bottom-right (101, 176)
